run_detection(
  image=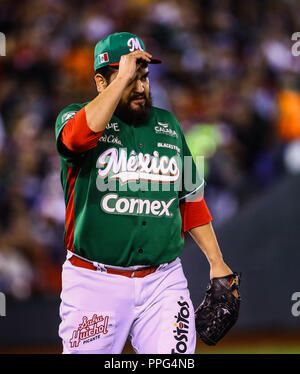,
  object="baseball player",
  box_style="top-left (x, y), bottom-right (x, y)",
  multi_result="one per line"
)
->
top-left (55, 32), bottom-right (236, 354)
